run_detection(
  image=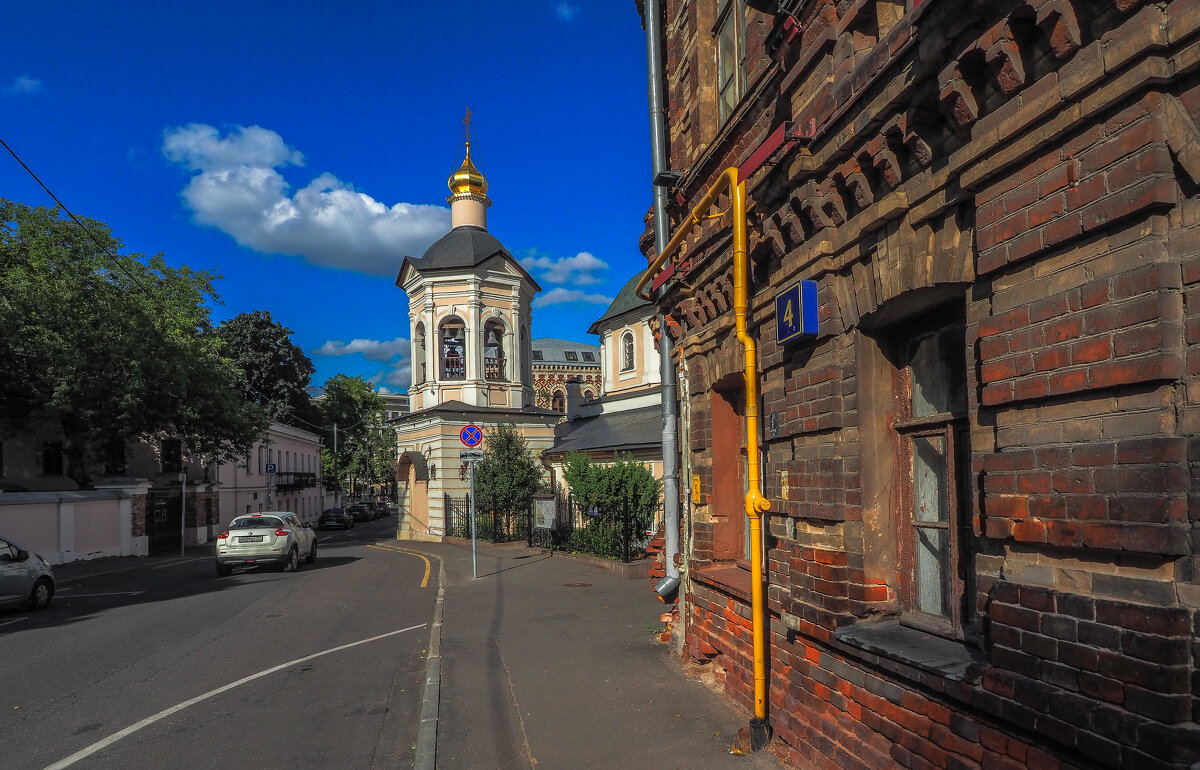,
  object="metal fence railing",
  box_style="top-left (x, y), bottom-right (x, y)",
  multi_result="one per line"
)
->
top-left (528, 495), bottom-right (657, 563)
top-left (145, 487), bottom-right (182, 555)
top-left (445, 494), bottom-right (530, 543)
